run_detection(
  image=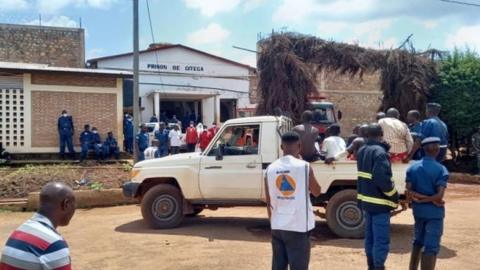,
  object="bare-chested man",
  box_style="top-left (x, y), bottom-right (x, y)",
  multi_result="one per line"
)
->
top-left (293, 110), bottom-right (320, 162)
